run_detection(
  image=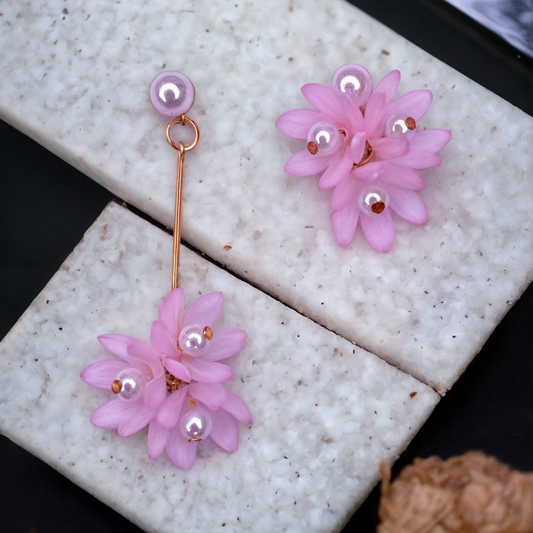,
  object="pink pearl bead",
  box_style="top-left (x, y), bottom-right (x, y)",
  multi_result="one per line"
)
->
top-left (358, 185), bottom-right (389, 216)
top-left (149, 71), bottom-right (195, 117)
top-left (115, 368), bottom-right (146, 401)
top-left (331, 64), bottom-right (373, 105)
top-left (307, 122), bottom-right (341, 156)
top-left (386, 115), bottom-right (417, 139)
top-left (179, 405), bottom-right (213, 441)
top-left (179, 324), bottom-right (210, 357)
